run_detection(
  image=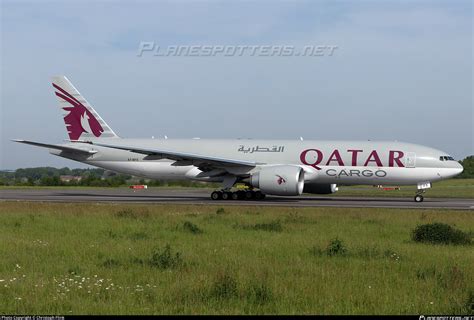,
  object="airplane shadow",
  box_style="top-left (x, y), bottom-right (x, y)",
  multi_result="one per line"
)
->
top-left (52, 192), bottom-right (425, 203)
